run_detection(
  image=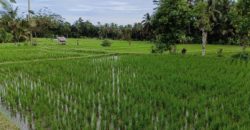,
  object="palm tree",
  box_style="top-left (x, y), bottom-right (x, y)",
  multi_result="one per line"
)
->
top-left (142, 13), bottom-right (153, 40)
top-left (1, 7), bottom-right (29, 44)
top-left (0, 0), bottom-right (15, 11)
top-left (123, 25), bottom-right (132, 45)
top-left (193, 0), bottom-right (222, 56)
top-left (142, 13), bottom-right (151, 26)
